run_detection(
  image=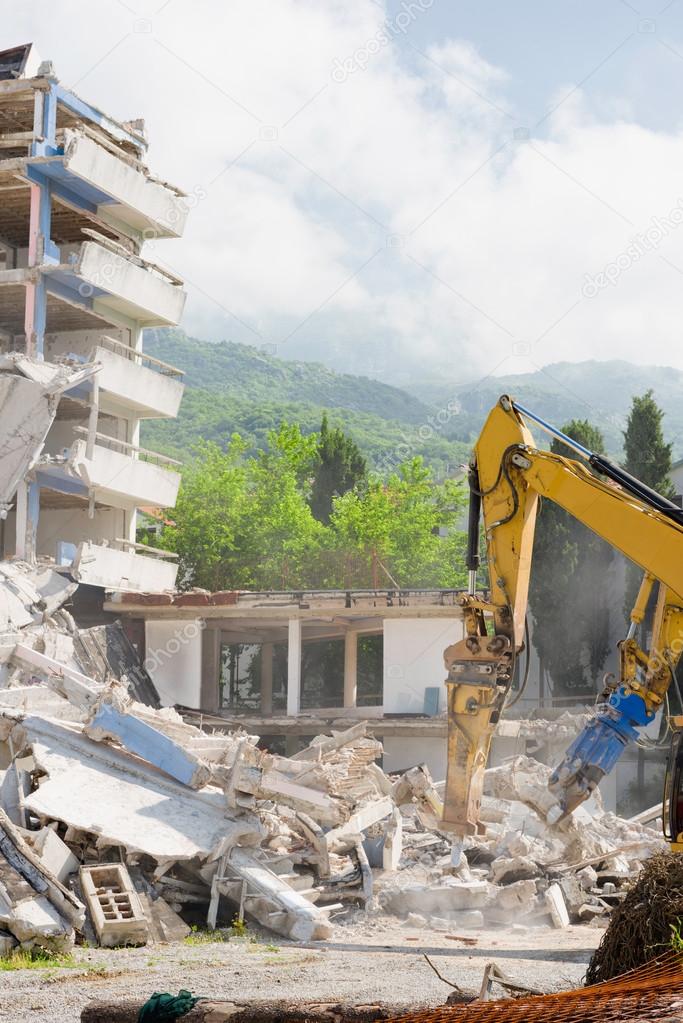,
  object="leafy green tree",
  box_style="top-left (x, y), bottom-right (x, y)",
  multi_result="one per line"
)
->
top-left (529, 420), bottom-right (614, 696)
top-left (237, 424), bottom-right (325, 588)
top-left (160, 426), bottom-right (324, 590)
top-left (159, 427), bottom-right (468, 592)
top-left (309, 414), bottom-right (367, 524)
top-left (159, 435), bottom-right (249, 591)
top-left (330, 457), bottom-right (468, 588)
